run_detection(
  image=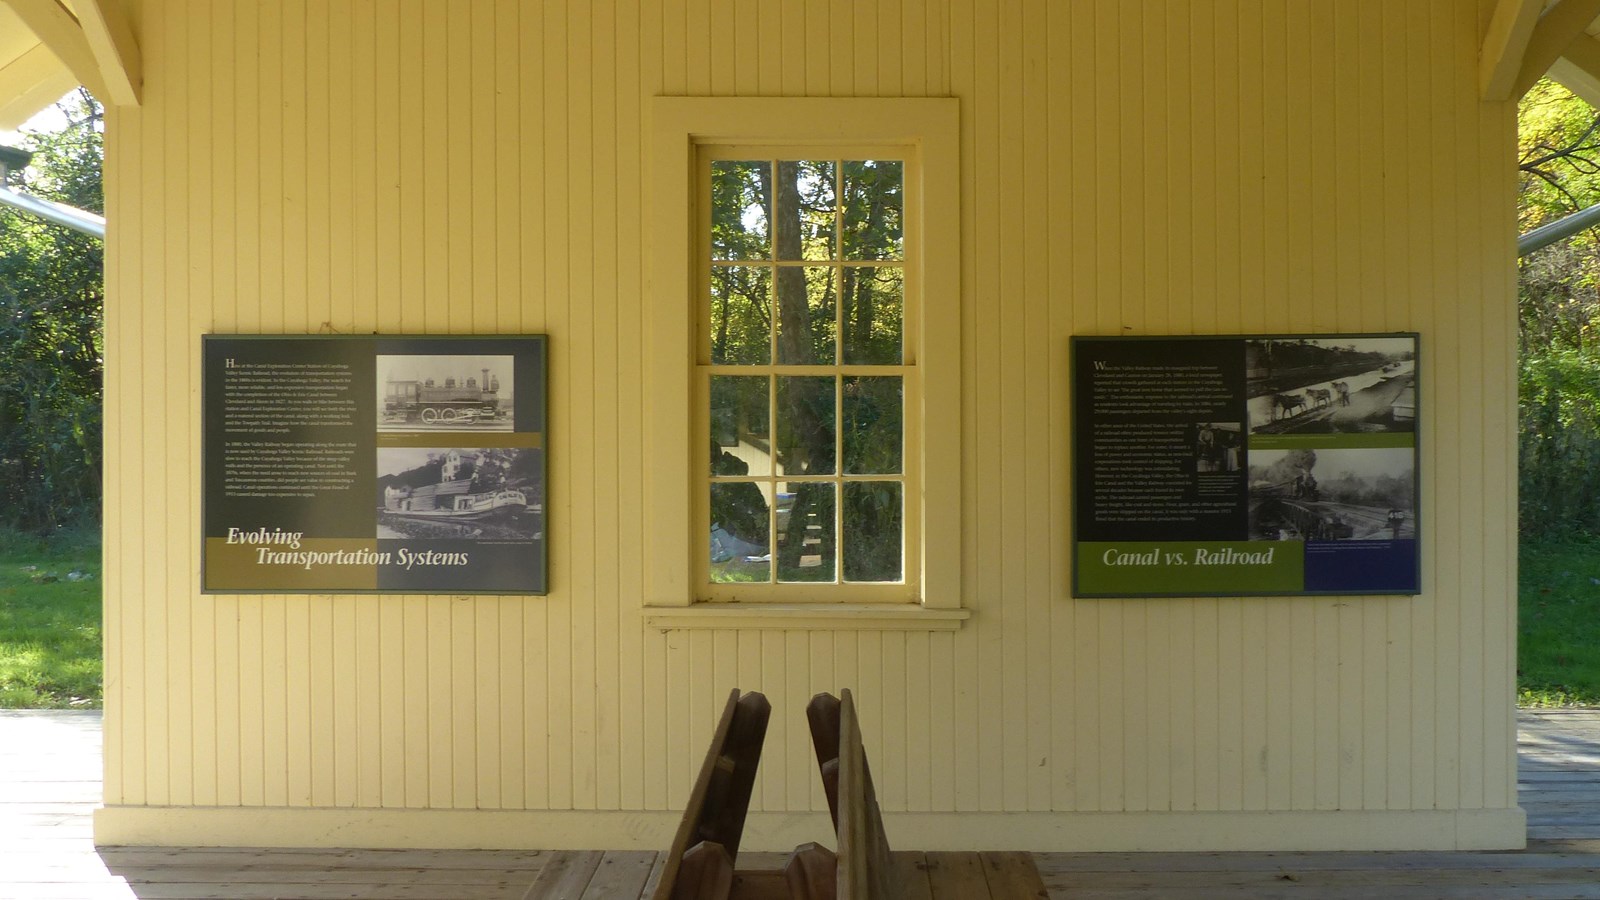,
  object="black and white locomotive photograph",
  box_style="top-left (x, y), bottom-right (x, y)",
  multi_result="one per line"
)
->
top-left (1247, 447), bottom-right (1415, 542)
top-left (375, 446), bottom-right (543, 541)
top-left (1245, 336), bottom-right (1416, 434)
top-left (376, 354), bottom-right (515, 431)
